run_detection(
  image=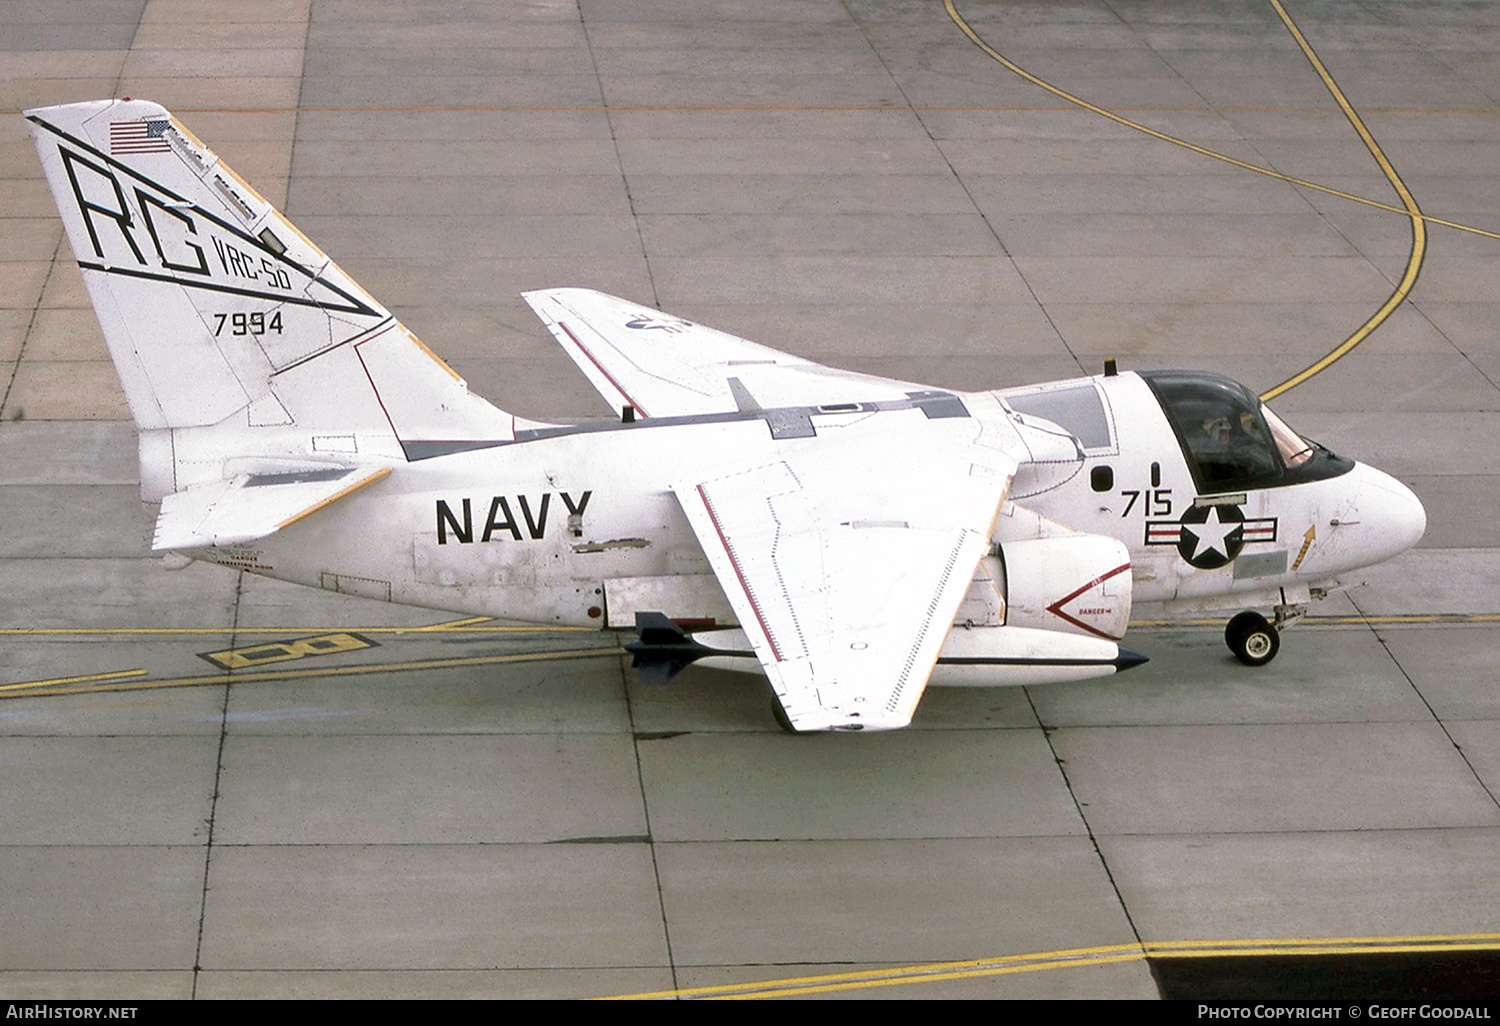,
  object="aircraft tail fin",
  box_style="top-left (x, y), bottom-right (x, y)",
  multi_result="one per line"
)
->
top-left (25, 99), bottom-right (515, 492)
